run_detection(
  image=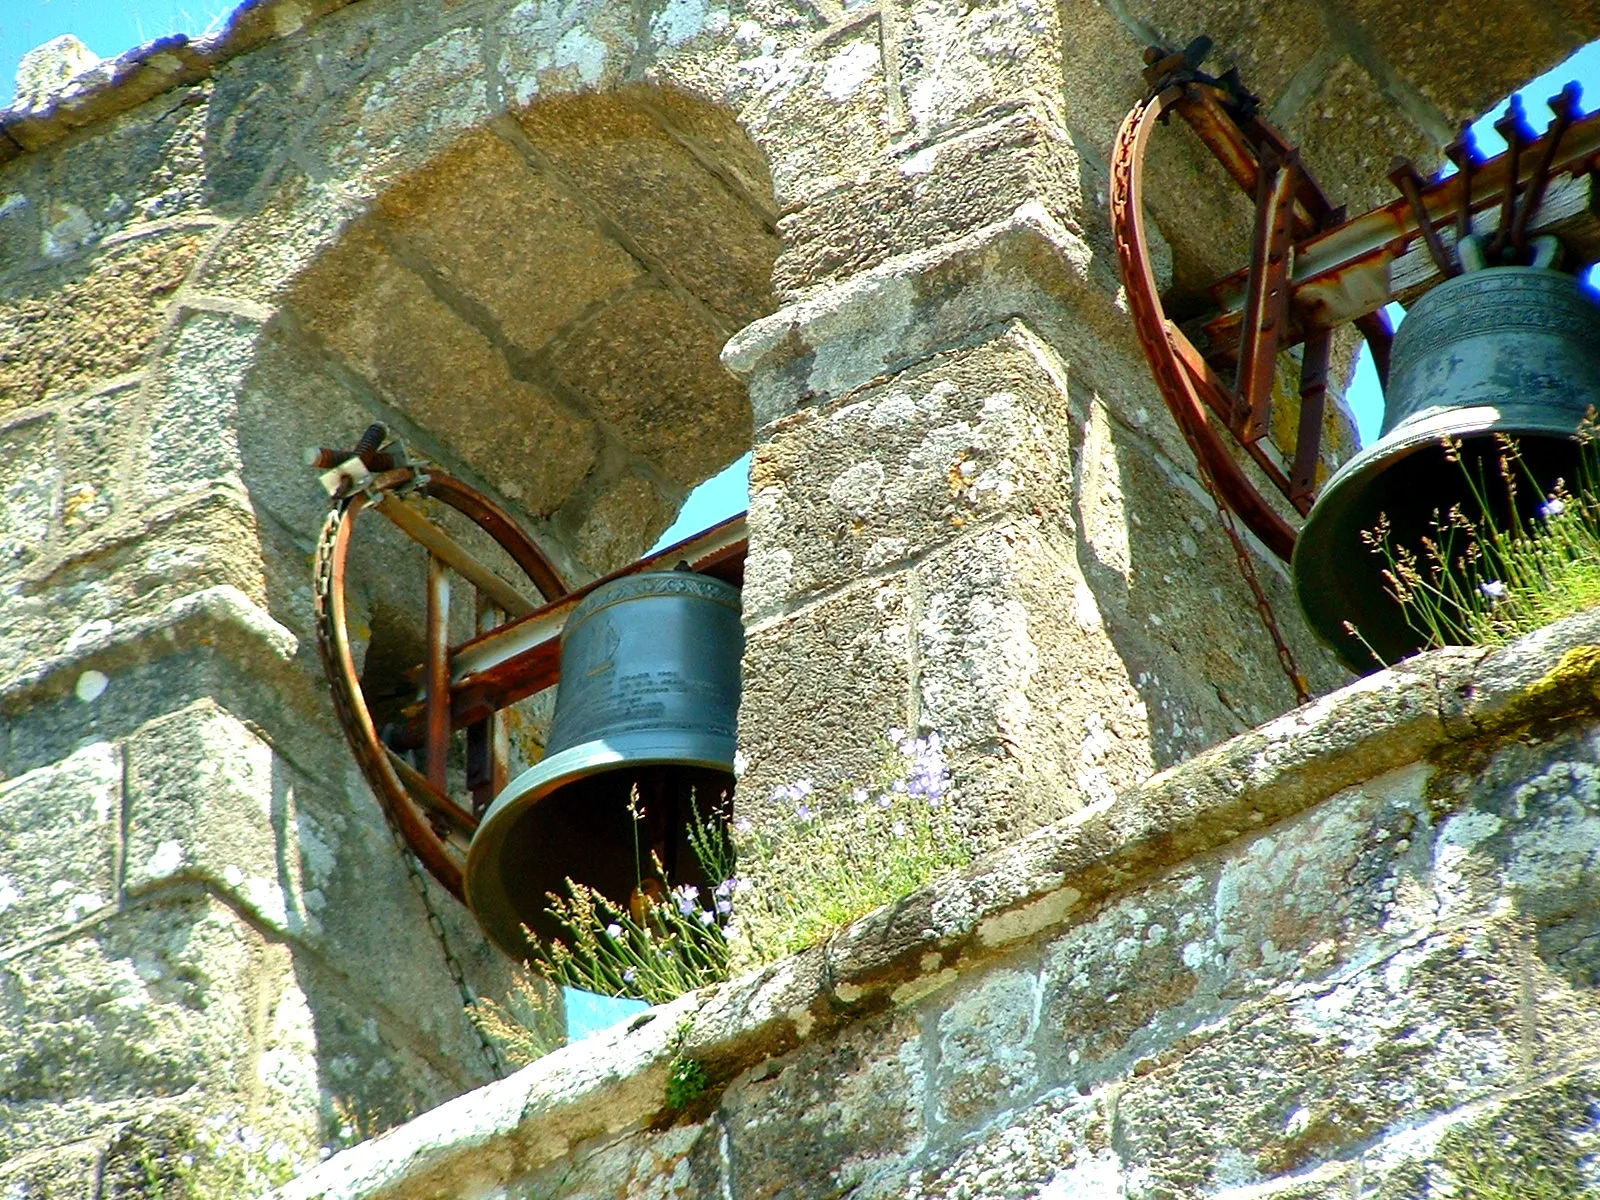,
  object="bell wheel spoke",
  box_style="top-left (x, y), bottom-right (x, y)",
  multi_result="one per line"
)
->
top-left (312, 457), bottom-right (567, 899)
